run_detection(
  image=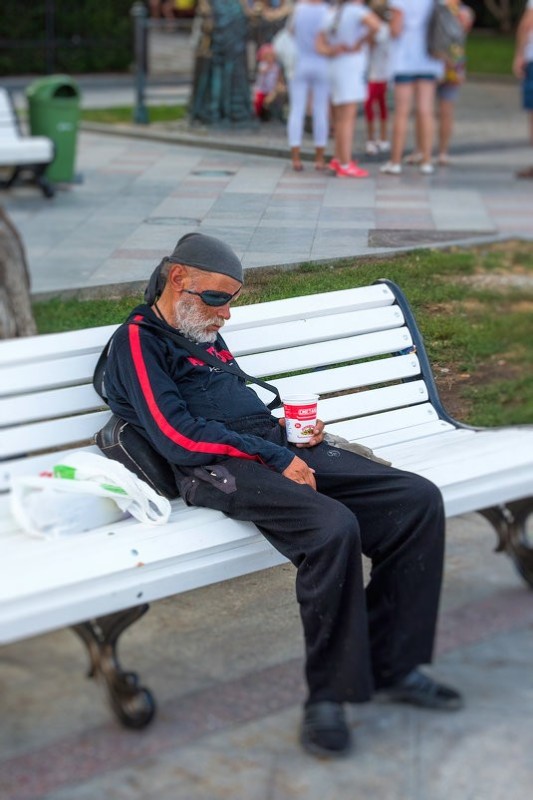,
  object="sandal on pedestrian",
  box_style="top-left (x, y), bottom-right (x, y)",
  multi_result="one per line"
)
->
top-left (403, 151), bottom-right (423, 165)
top-left (516, 166), bottom-right (533, 179)
top-left (292, 161), bottom-right (304, 172)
